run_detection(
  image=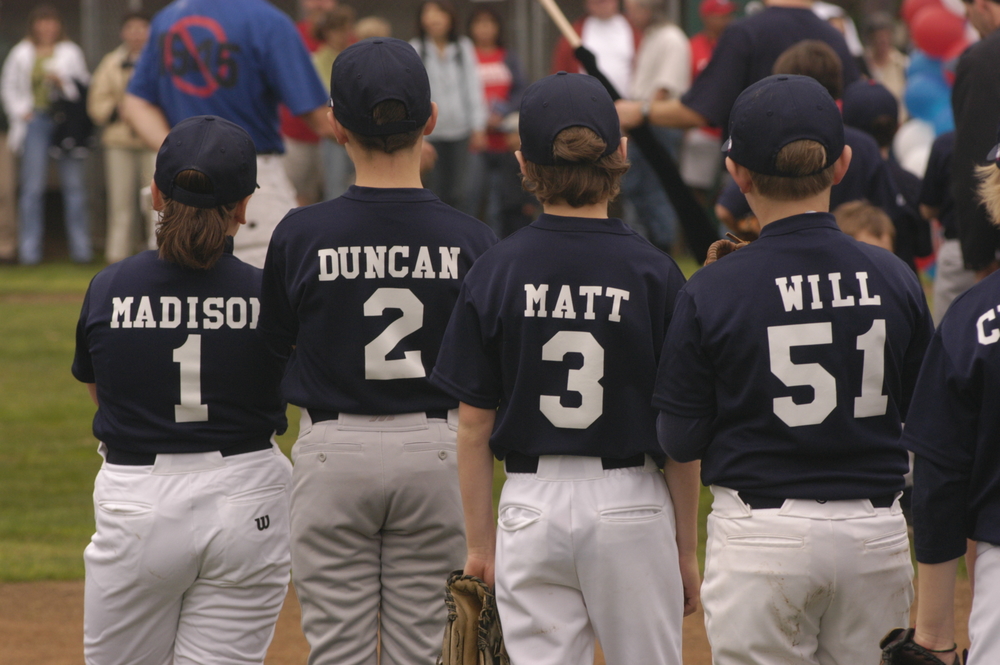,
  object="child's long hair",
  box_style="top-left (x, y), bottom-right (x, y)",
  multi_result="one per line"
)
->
top-left (157, 170), bottom-right (238, 270)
